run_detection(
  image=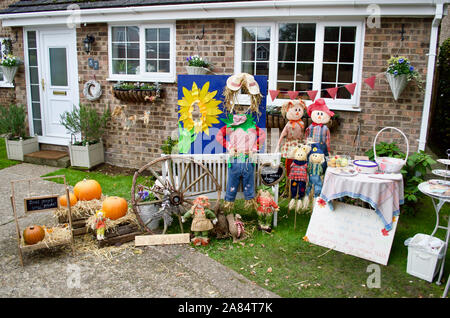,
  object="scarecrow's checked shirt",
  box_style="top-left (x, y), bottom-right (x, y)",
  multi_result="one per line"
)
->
top-left (305, 124), bottom-right (331, 153)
